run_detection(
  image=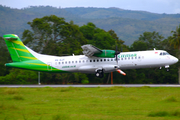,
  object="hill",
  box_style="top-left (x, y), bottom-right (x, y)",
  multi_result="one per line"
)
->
top-left (0, 5), bottom-right (180, 45)
top-left (64, 7), bottom-right (180, 20)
